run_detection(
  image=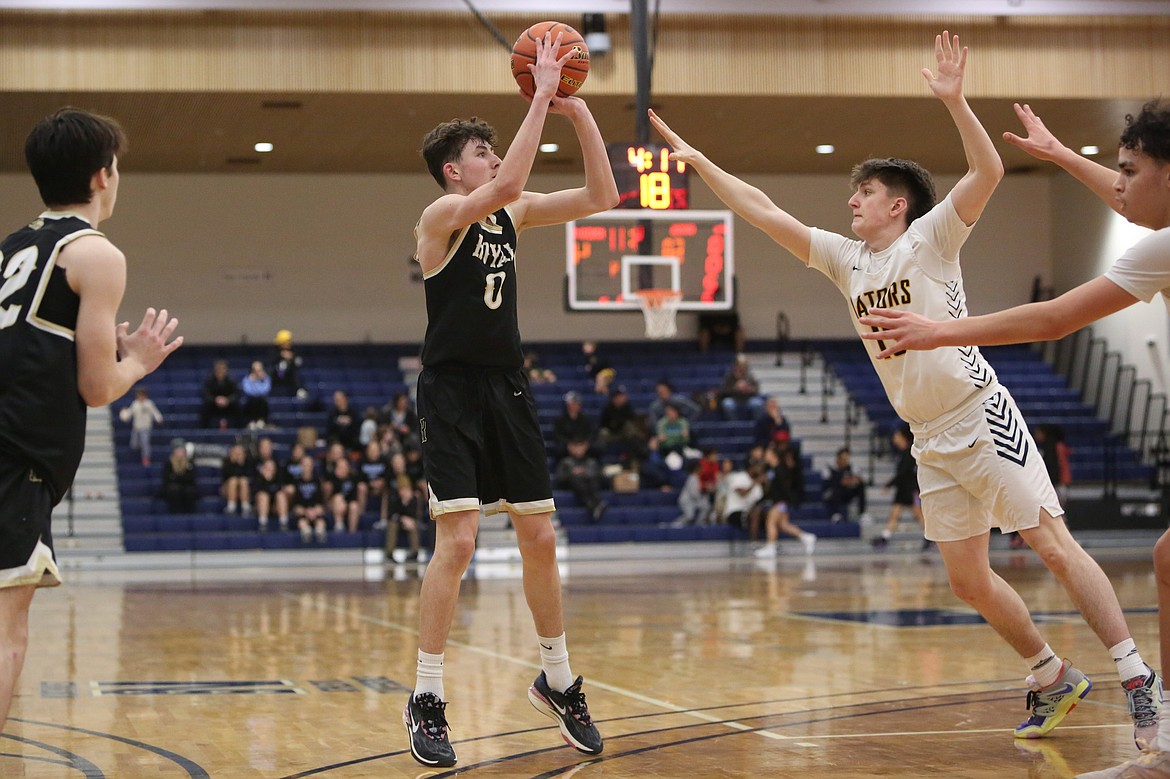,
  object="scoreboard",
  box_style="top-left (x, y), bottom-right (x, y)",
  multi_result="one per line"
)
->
top-left (565, 210), bottom-right (734, 311)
